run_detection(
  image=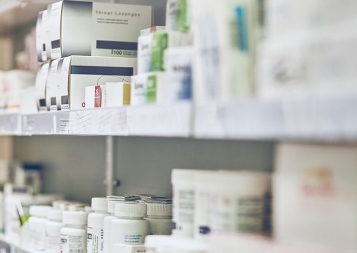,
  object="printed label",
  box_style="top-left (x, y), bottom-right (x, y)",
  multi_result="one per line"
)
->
top-left (61, 233), bottom-right (86, 253)
top-left (87, 226), bottom-right (104, 253)
top-left (173, 188), bottom-right (194, 236)
top-left (124, 234), bottom-right (143, 244)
